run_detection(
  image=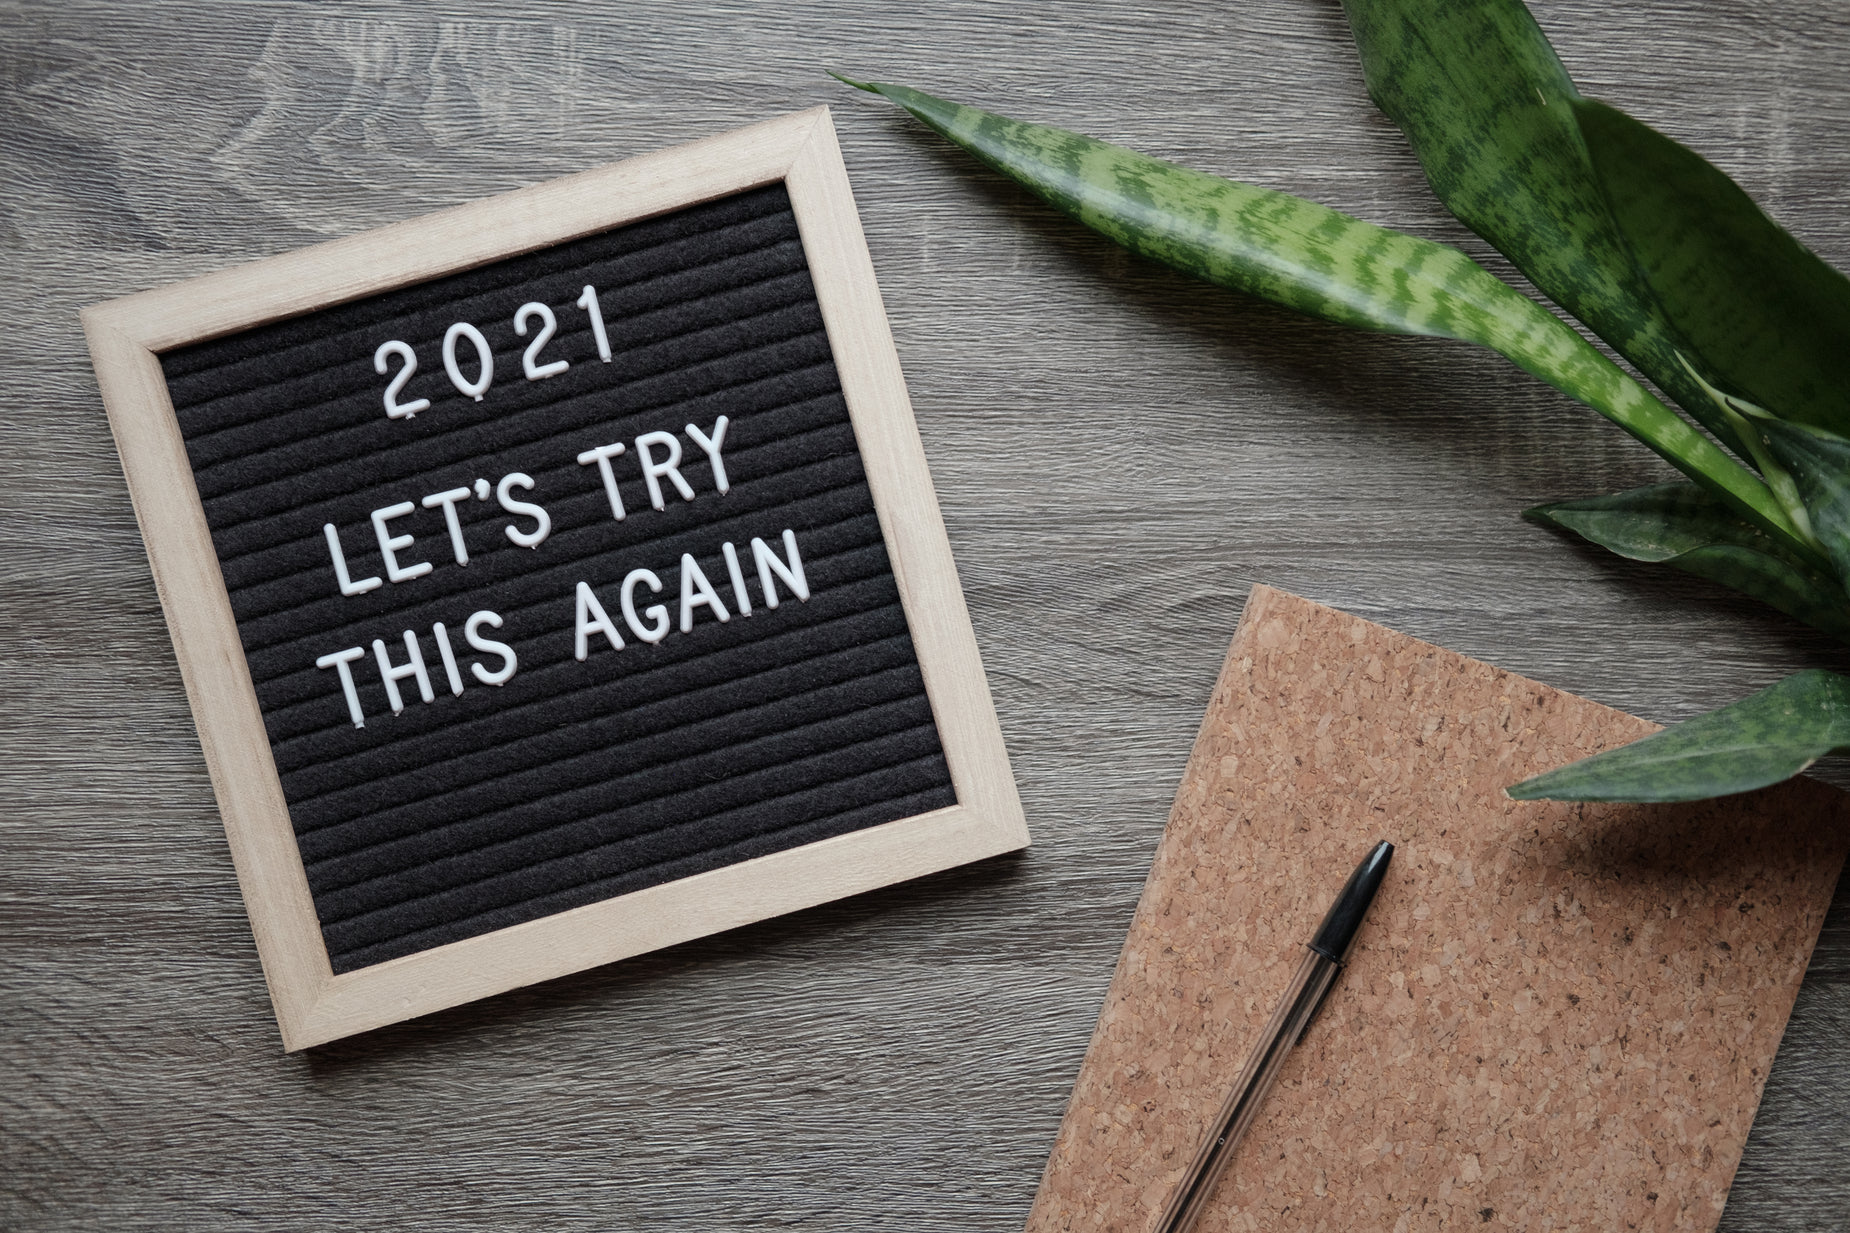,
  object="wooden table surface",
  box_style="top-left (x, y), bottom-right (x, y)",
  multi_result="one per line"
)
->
top-left (5, 1), bottom-right (1846, 1227)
